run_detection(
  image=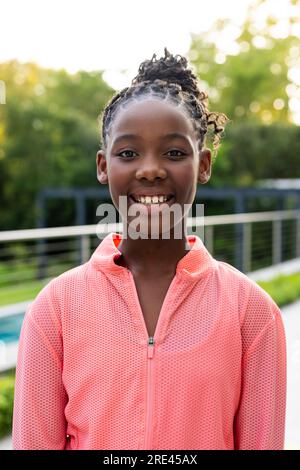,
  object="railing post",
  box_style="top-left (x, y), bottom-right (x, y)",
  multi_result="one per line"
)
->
top-left (36, 192), bottom-right (47, 280)
top-left (234, 192), bottom-right (244, 271)
top-left (80, 235), bottom-right (90, 264)
top-left (76, 194), bottom-right (86, 265)
top-left (272, 219), bottom-right (282, 265)
top-left (205, 225), bottom-right (214, 255)
top-left (296, 213), bottom-right (300, 258)
top-left (243, 222), bottom-right (252, 273)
